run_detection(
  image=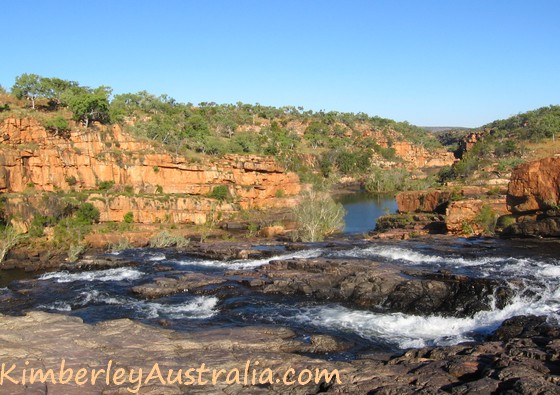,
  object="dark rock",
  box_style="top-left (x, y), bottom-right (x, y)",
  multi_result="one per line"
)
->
top-left (502, 217), bottom-right (560, 238)
top-left (489, 315), bottom-right (556, 341)
top-left (132, 273), bottom-right (227, 299)
top-left (60, 255), bottom-right (136, 271)
top-left (253, 258), bottom-right (514, 317)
